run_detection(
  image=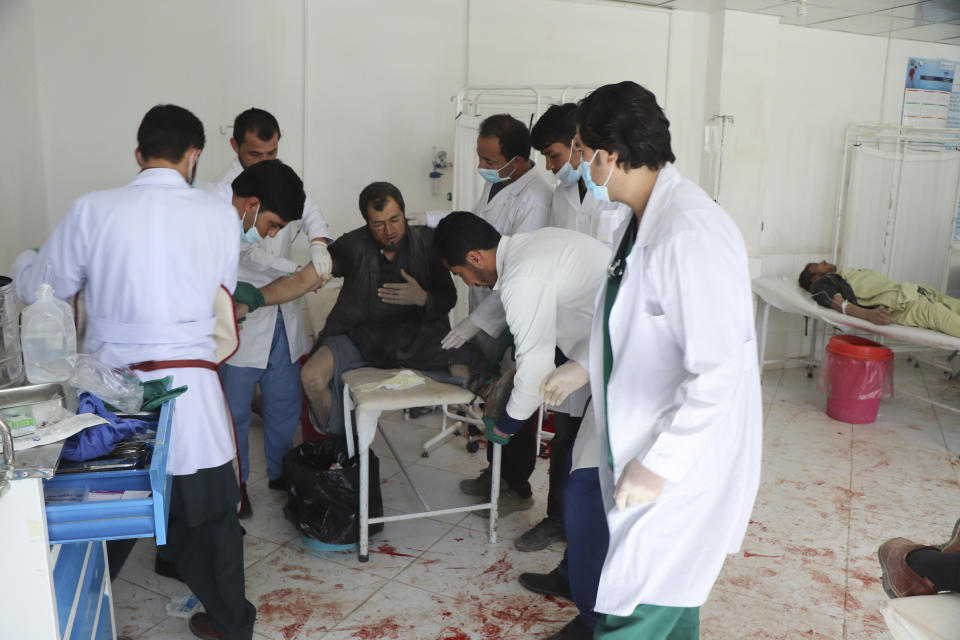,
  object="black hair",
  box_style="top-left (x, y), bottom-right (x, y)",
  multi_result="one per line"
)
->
top-left (434, 211), bottom-right (502, 267)
top-left (231, 159), bottom-right (304, 223)
top-left (478, 114), bottom-right (531, 161)
top-left (233, 108), bottom-right (281, 144)
top-left (137, 104), bottom-right (205, 163)
top-left (576, 81), bottom-right (676, 171)
top-left (798, 263), bottom-right (816, 291)
top-left (358, 182), bottom-right (405, 219)
top-left (530, 103), bottom-right (577, 151)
